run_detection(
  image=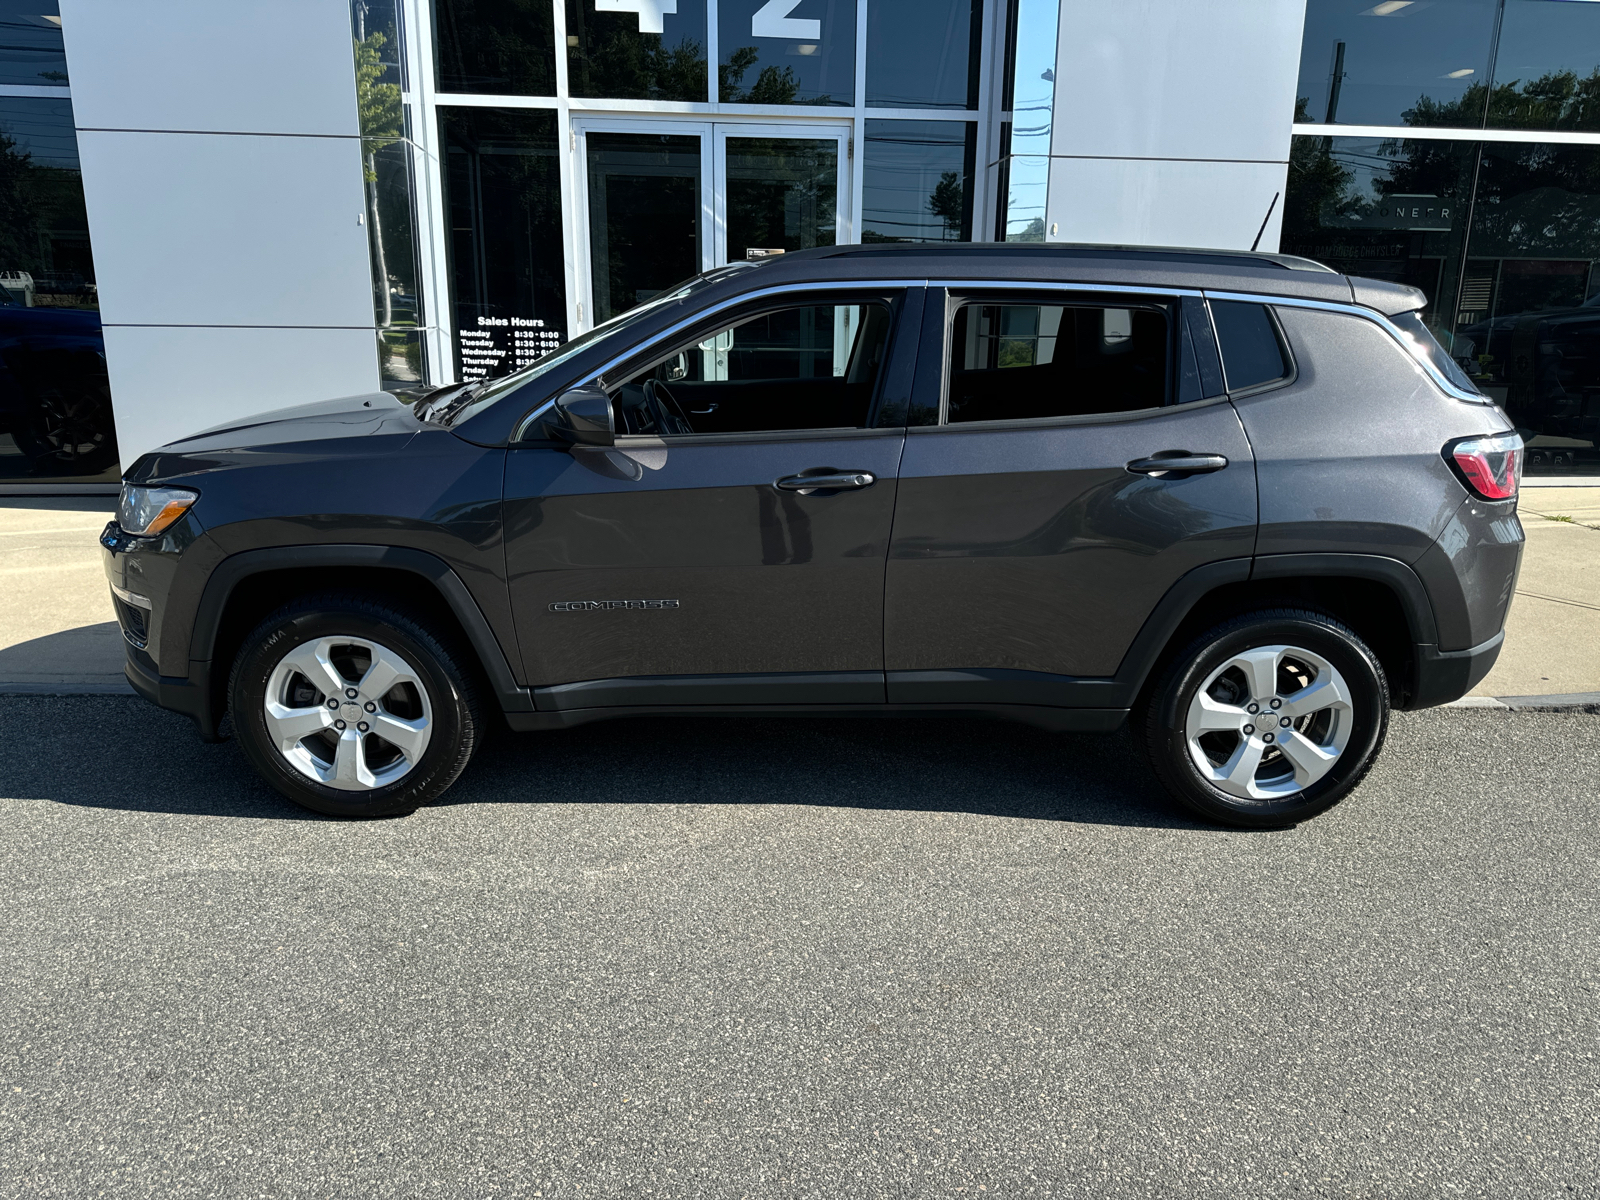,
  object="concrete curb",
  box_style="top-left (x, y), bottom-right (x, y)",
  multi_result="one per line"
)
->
top-left (0, 681), bottom-right (134, 696)
top-left (1447, 692), bottom-right (1600, 714)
